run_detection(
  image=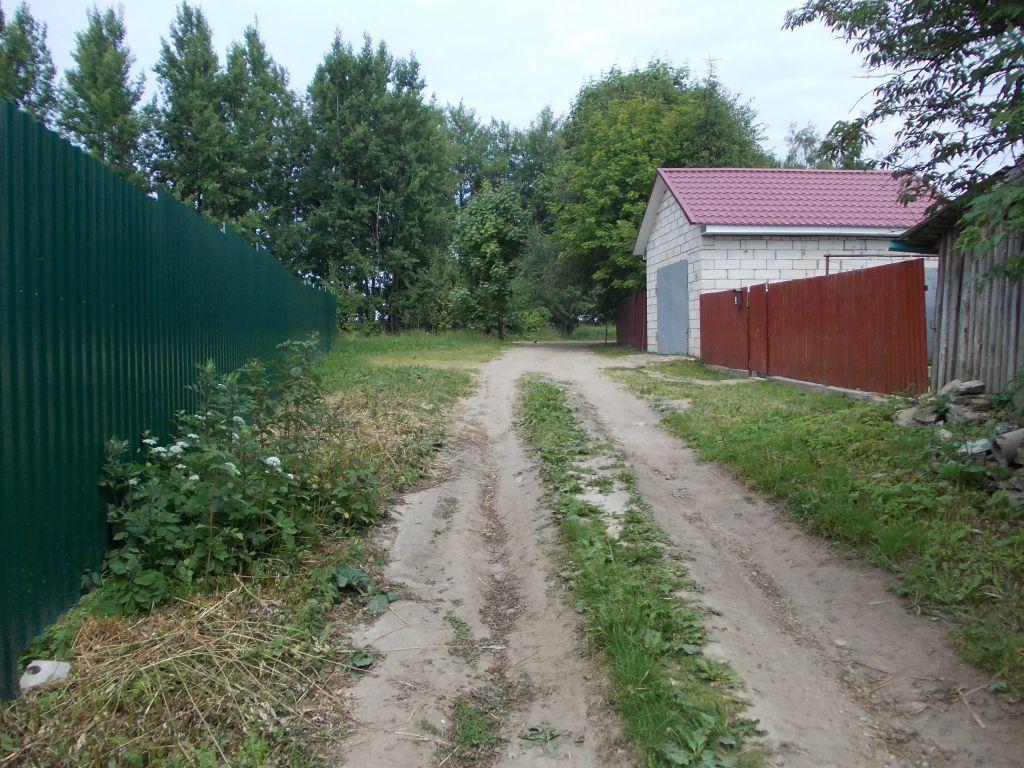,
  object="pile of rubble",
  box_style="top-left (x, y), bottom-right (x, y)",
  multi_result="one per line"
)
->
top-left (897, 379), bottom-right (996, 428)
top-left (896, 378), bottom-right (1024, 492)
